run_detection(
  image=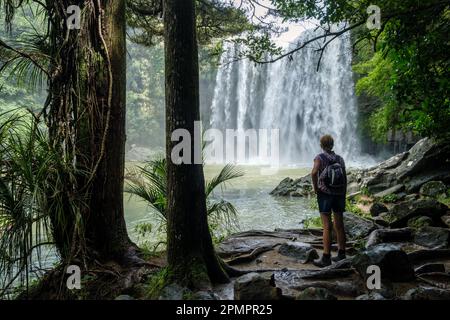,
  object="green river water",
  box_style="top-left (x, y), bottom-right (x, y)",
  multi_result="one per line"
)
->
top-left (124, 165), bottom-right (315, 247)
